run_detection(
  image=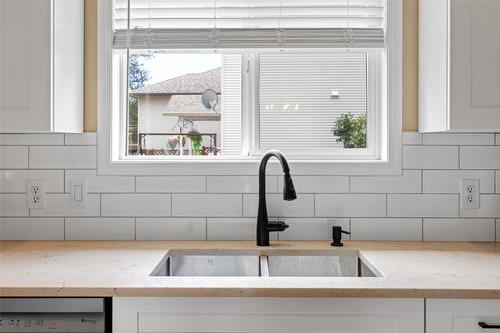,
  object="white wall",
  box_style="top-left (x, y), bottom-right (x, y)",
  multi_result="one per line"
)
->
top-left (0, 132), bottom-right (500, 241)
